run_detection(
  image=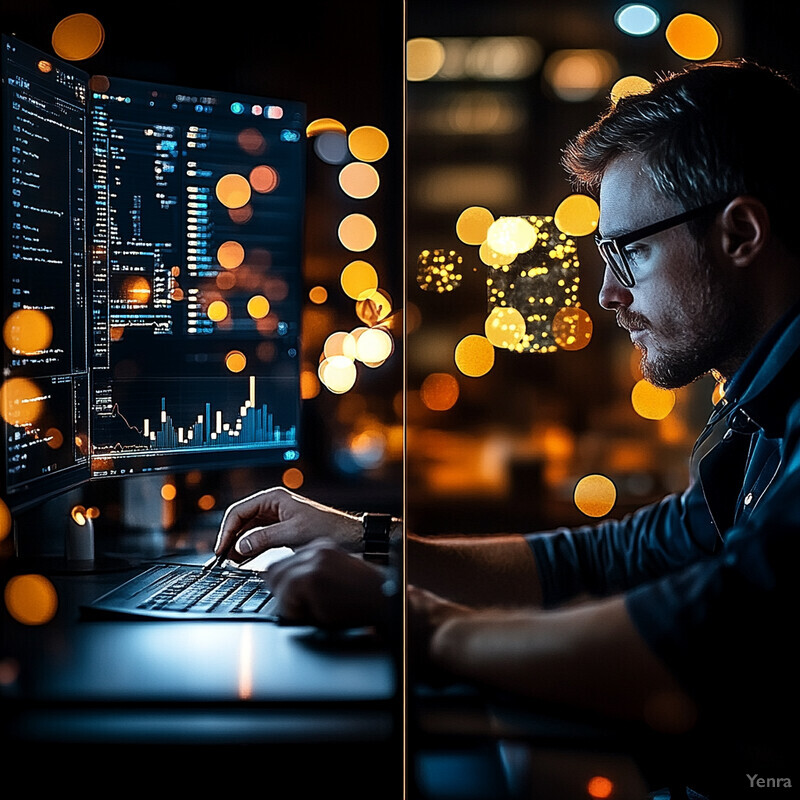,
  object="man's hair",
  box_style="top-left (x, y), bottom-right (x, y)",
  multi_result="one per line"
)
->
top-left (562, 59), bottom-right (800, 250)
